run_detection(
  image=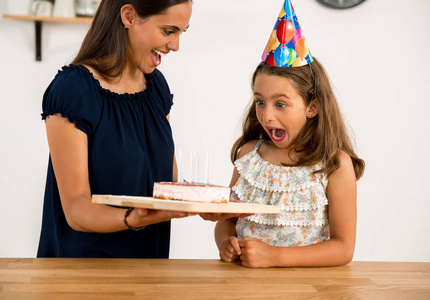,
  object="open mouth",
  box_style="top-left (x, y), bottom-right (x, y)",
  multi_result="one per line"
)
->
top-left (268, 128), bottom-right (286, 142)
top-left (151, 50), bottom-right (167, 67)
